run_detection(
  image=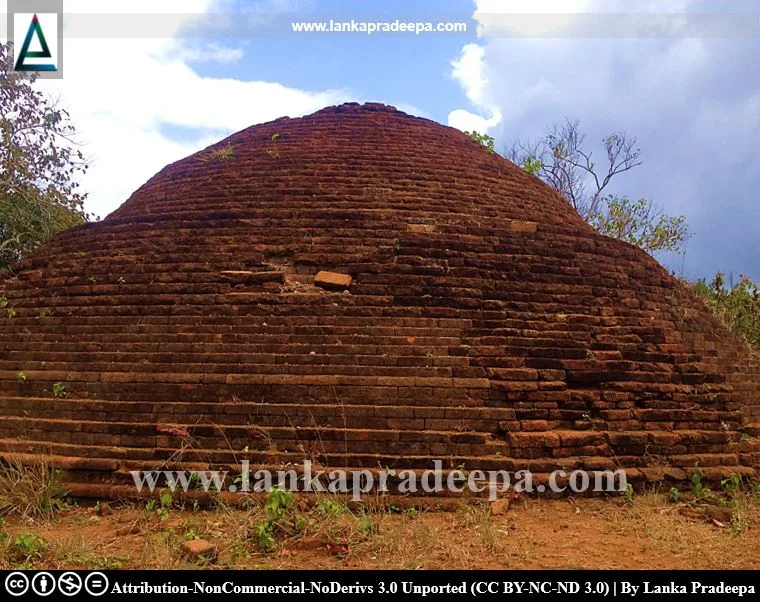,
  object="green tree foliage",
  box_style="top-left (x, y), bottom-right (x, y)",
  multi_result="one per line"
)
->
top-left (506, 119), bottom-right (689, 256)
top-left (590, 196), bottom-right (689, 255)
top-left (0, 41), bottom-right (90, 271)
top-left (465, 130), bottom-right (495, 153)
top-left (693, 272), bottom-right (760, 353)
